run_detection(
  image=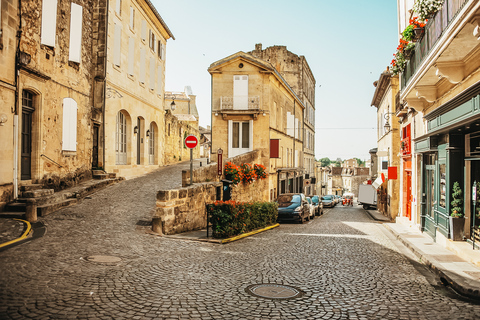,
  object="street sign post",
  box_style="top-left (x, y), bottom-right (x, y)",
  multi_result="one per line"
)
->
top-left (217, 148), bottom-right (223, 176)
top-left (184, 135), bottom-right (198, 185)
